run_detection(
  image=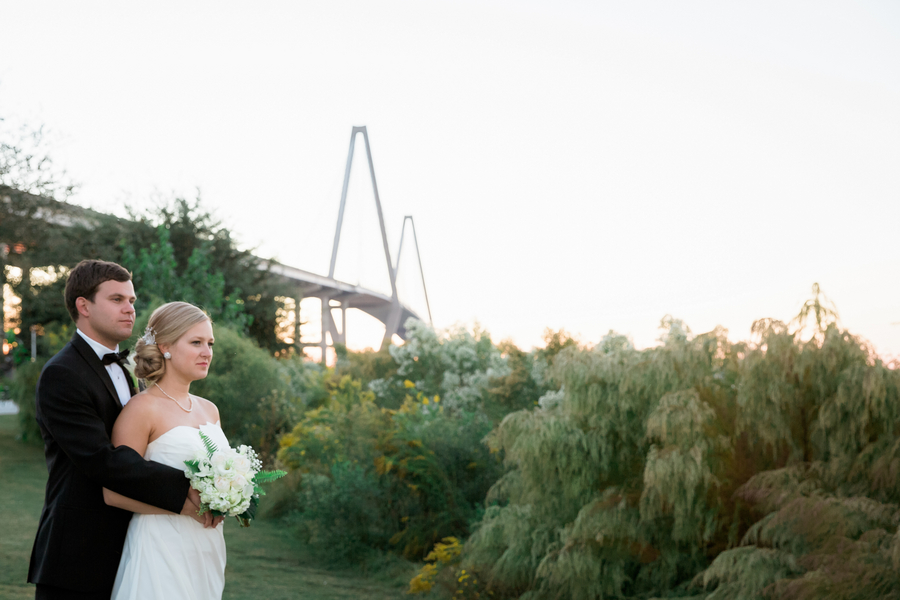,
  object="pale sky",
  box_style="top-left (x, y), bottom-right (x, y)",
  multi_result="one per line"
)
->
top-left (2, 1), bottom-right (899, 356)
